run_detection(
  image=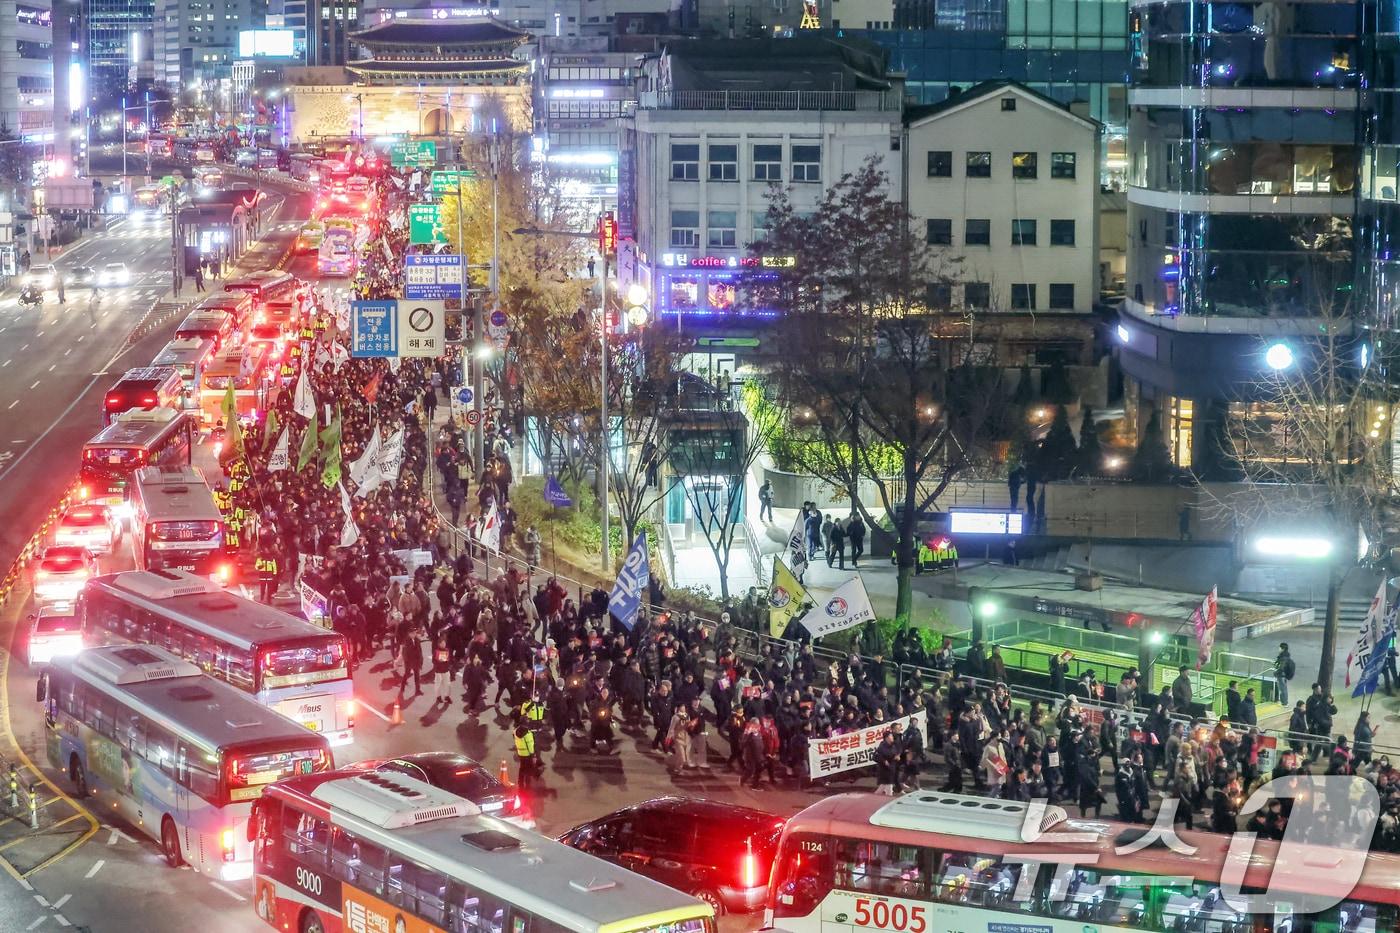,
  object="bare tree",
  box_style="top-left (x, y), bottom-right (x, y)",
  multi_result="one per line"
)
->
top-left (605, 332), bottom-right (687, 545)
